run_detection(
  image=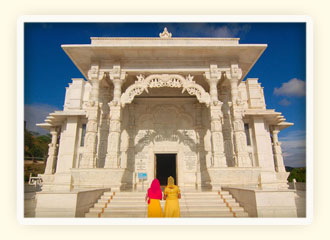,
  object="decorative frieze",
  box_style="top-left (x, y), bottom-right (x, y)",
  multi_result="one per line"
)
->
top-left (120, 74), bottom-right (211, 107)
